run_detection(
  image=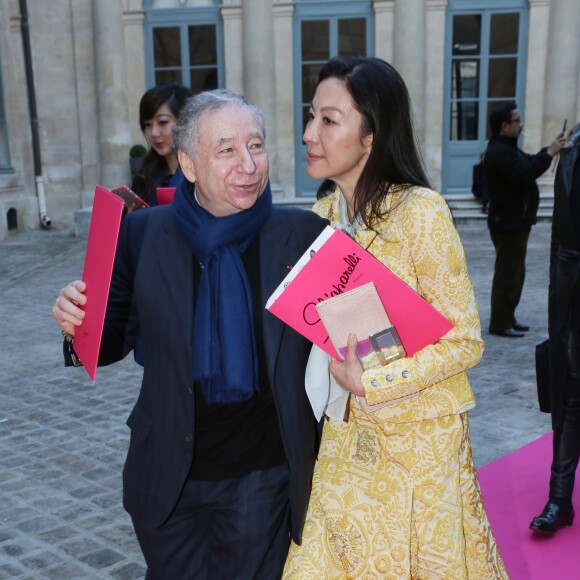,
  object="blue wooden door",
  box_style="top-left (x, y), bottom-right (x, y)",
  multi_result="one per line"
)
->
top-left (442, 1), bottom-right (528, 194)
top-left (294, 2), bottom-right (373, 197)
